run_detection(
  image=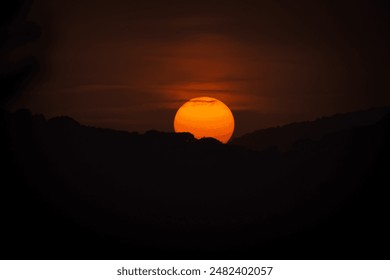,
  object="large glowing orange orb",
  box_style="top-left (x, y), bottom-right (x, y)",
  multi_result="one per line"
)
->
top-left (174, 97), bottom-right (235, 143)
